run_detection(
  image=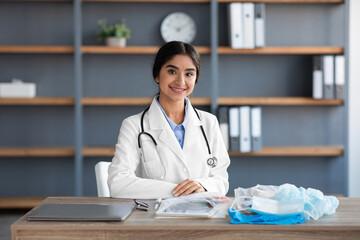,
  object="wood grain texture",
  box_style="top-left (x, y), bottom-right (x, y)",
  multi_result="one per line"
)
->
top-left (0, 147), bottom-right (74, 157)
top-left (0, 97), bottom-right (74, 105)
top-left (0, 46), bottom-right (74, 54)
top-left (217, 46), bottom-right (344, 55)
top-left (0, 197), bottom-right (45, 209)
top-left (82, 46), bottom-right (211, 54)
top-left (11, 197), bottom-right (360, 240)
top-left (229, 146), bottom-right (344, 156)
top-left (218, 97), bottom-right (343, 105)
